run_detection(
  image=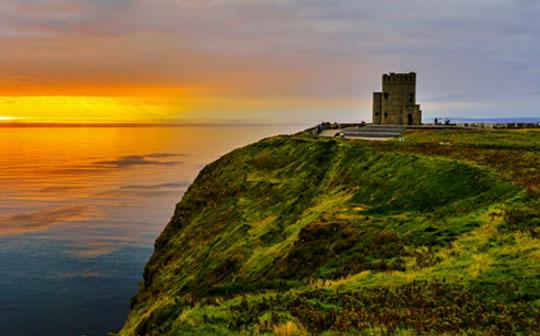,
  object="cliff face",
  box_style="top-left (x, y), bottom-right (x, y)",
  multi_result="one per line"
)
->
top-left (120, 129), bottom-right (540, 335)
